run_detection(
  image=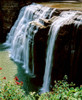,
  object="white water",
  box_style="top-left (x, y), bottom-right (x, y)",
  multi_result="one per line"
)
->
top-left (4, 3), bottom-right (54, 76)
top-left (4, 2), bottom-right (81, 93)
top-left (40, 11), bottom-right (78, 93)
